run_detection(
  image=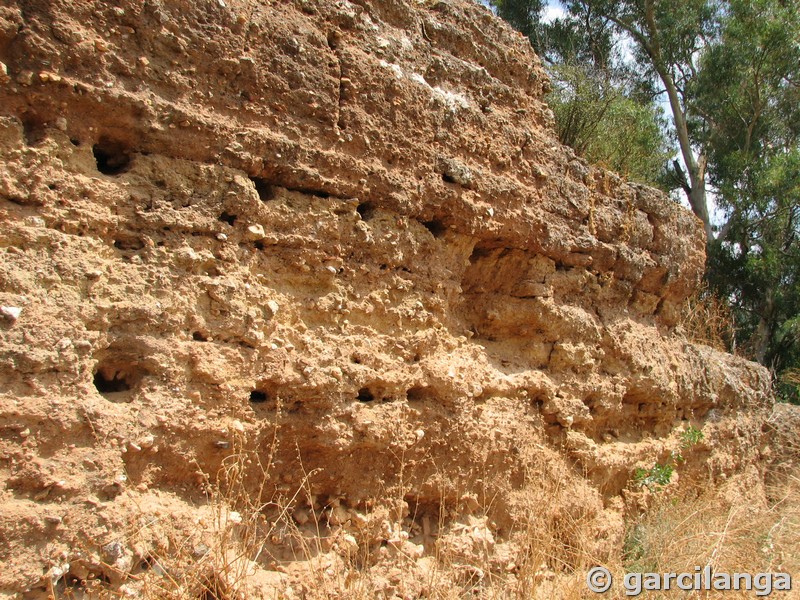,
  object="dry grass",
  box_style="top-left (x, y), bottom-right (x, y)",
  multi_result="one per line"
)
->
top-left (105, 466), bottom-right (800, 600)
top-left (130, 431), bottom-right (279, 600)
top-left (68, 413), bottom-right (800, 600)
top-left (619, 408), bottom-right (800, 599)
top-left (627, 481), bottom-right (797, 570)
top-left (107, 444), bottom-right (610, 600)
top-left (781, 369), bottom-right (800, 387)
top-left (678, 284), bottom-right (737, 353)
top-left (619, 475), bottom-right (800, 598)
